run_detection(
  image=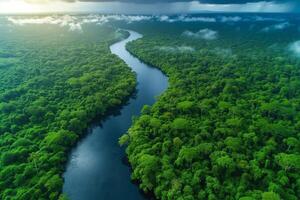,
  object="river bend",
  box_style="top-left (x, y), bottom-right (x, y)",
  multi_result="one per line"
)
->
top-left (63, 30), bottom-right (168, 200)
